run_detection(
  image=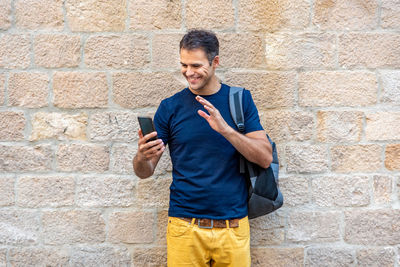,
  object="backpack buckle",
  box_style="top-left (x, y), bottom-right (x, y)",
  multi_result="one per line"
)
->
top-left (237, 123), bottom-right (245, 132)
